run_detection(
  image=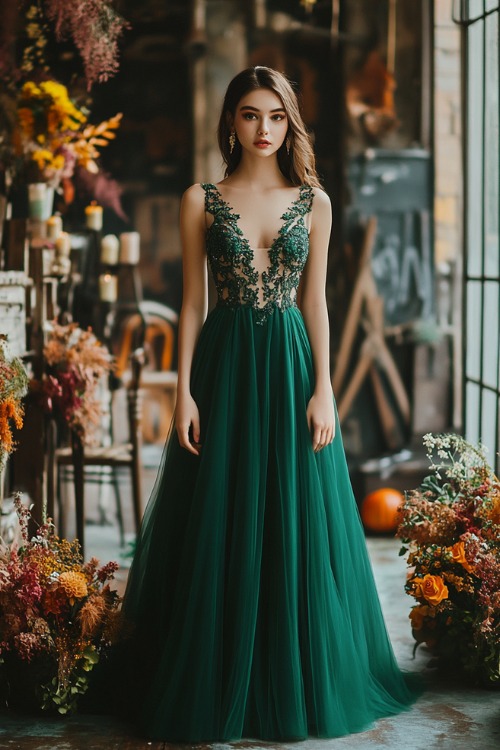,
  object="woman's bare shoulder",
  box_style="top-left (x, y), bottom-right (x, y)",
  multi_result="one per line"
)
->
top-left (181, 183), bottom-right (206, 204)
top-left (180, 185), bottom-right (207, 224)
top-left (310, 186), bottom-right (331, 207)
